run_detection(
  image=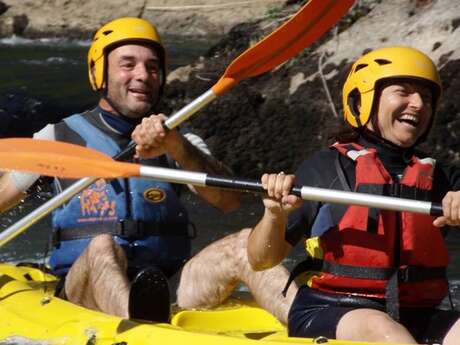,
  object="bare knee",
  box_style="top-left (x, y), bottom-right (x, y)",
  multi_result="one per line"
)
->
top-left (443, 318), bottom-right (460, 345)
top-left (177, 228), bottom-right (252, 308)
top-left (86, 234), bottom-right (125, 263)
top-left (64, 234), bottom-right (118, 306)
top-left (337, 309), bottom-right (416, 343)
top-left (87, 234), bottom-right (116, 254)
